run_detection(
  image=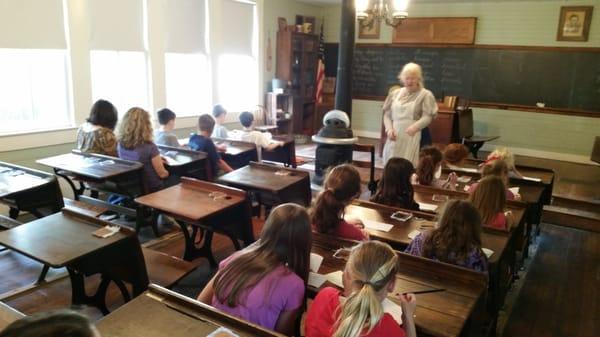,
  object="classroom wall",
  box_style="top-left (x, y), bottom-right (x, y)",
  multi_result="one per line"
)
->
top-left (321, 0), bottom-right (600, 163)
top-left (261, 0), bottom-right (324, 90)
